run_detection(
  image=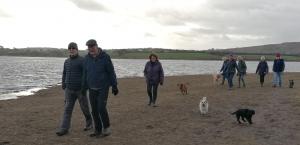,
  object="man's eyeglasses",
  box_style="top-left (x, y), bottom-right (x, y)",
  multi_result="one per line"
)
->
top-left (88, 45), bottom-right (97, 49)
top-left (68, 47), bottom-right (77, 50)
